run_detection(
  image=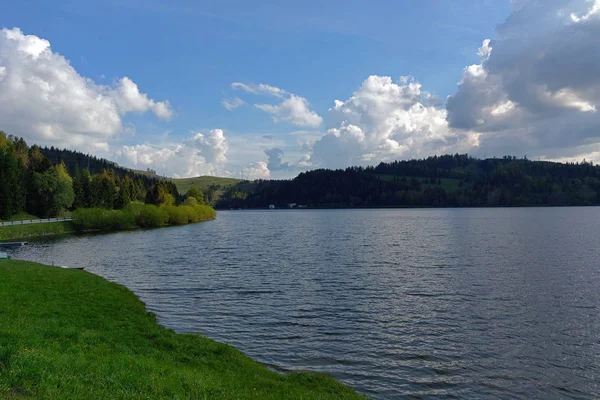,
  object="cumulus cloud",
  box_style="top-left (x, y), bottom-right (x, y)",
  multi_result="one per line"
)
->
top-left (0, 27), bottom-right (173, 152)
top-left (255, 95), bottom-right (323, 127)
top-left (222, 97), bottom-right (245, 111)
top-left (447, 0), bottom-right (600, 159)
top-left (113, 77), bottom-right (173, 119)
top-left (308, 75), bottom-right (476, 169)
top-left (188, 129), bottom-right (228, 164)
top-left (230, 81), bottom-right (322, 127)
top-left (264, 147), bottom-right (291, 171)
top-left (243, 161), bottom-right (271, 180)
top-left (116, 129), bottom-right (228, 178)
